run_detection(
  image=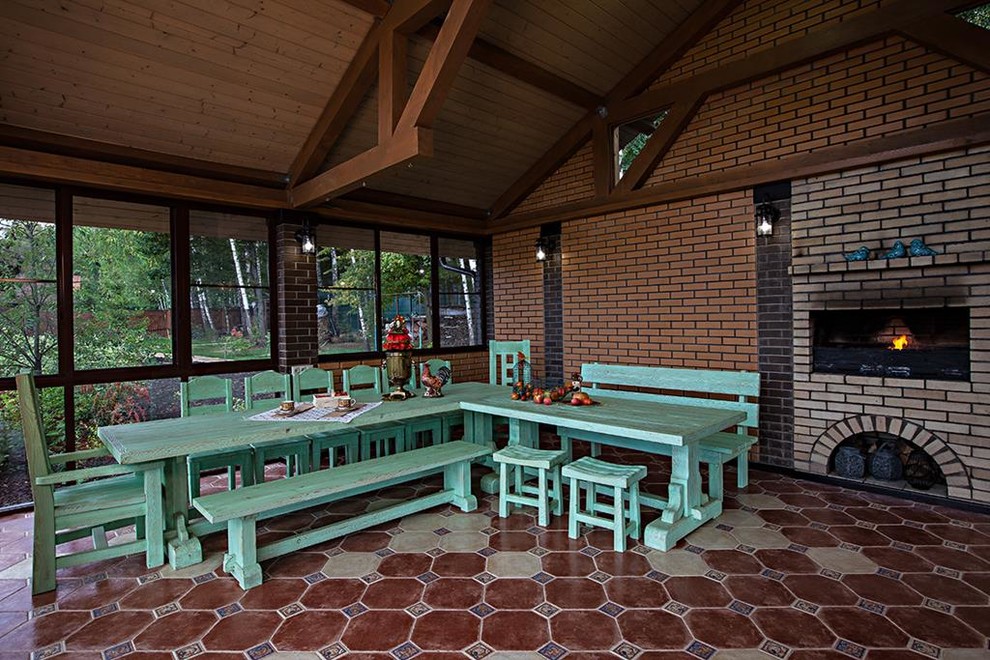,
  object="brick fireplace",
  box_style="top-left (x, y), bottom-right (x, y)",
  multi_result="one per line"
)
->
top-left (790, 146), bottom-right (990, 504)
